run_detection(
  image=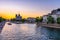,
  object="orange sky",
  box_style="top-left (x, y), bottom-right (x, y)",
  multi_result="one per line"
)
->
top-left (0, 0), bottom-right (54, 19)
top-left (0, 11), bottom-right (45, 19)
top-left (0, 5), bottom-right (47, 19)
